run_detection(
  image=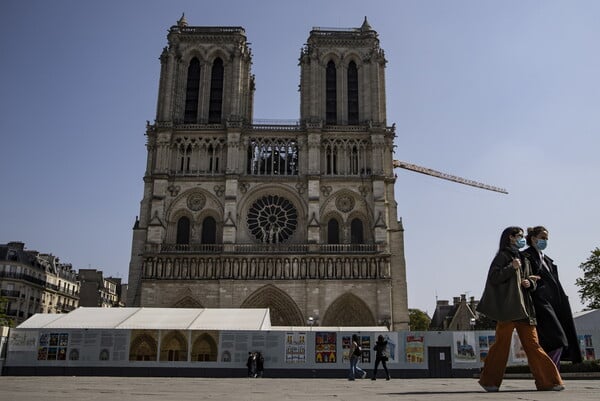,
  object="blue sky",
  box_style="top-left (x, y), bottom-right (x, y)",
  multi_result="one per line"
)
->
top-left (1, 0), bottom-right (599, 316)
